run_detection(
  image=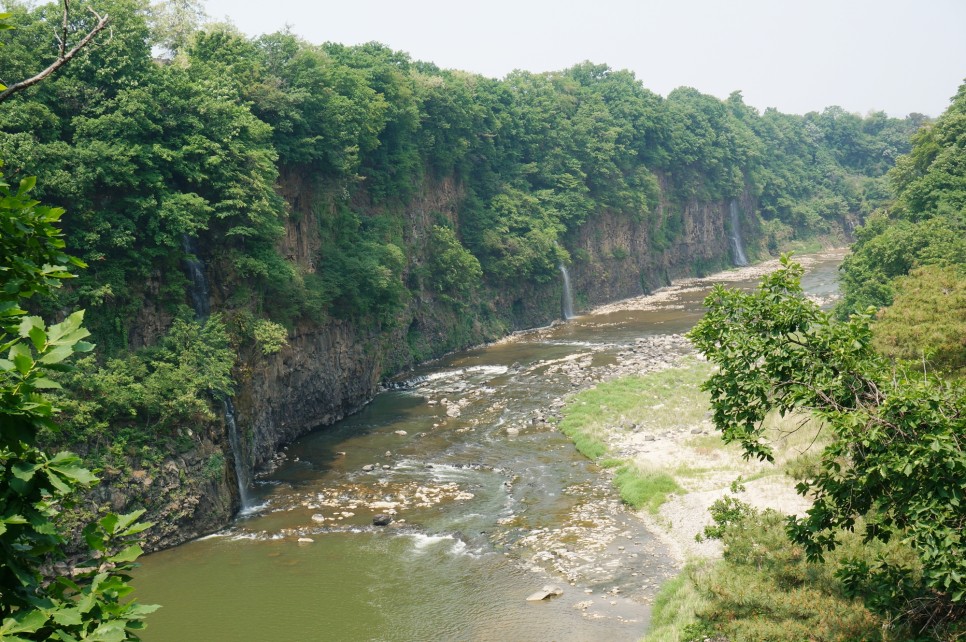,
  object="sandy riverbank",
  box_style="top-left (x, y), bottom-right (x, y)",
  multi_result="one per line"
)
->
top-left (557, 254), bottom-right (843, 565)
